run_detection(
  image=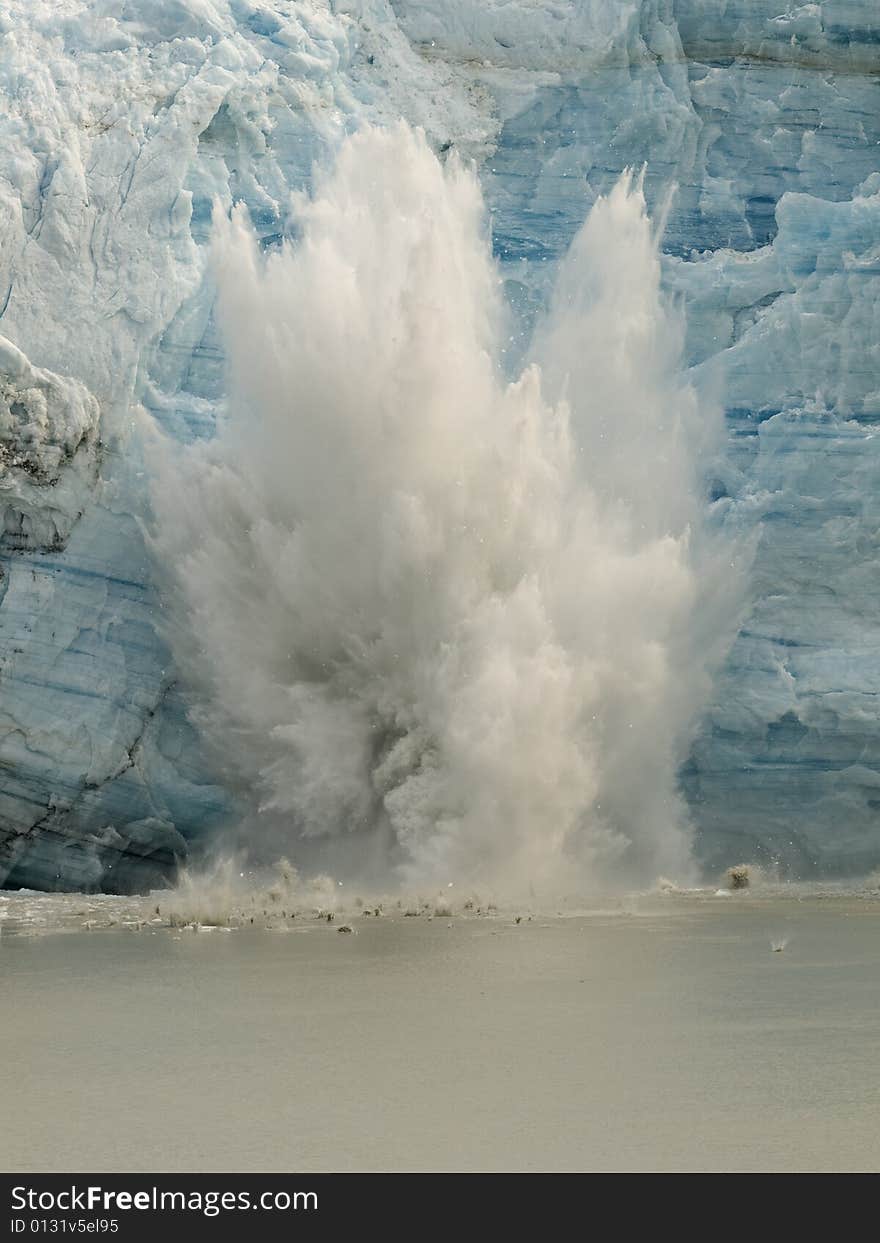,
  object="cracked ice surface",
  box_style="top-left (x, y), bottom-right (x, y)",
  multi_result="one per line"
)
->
top-left (0, 0), bottom-right (878, 887)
